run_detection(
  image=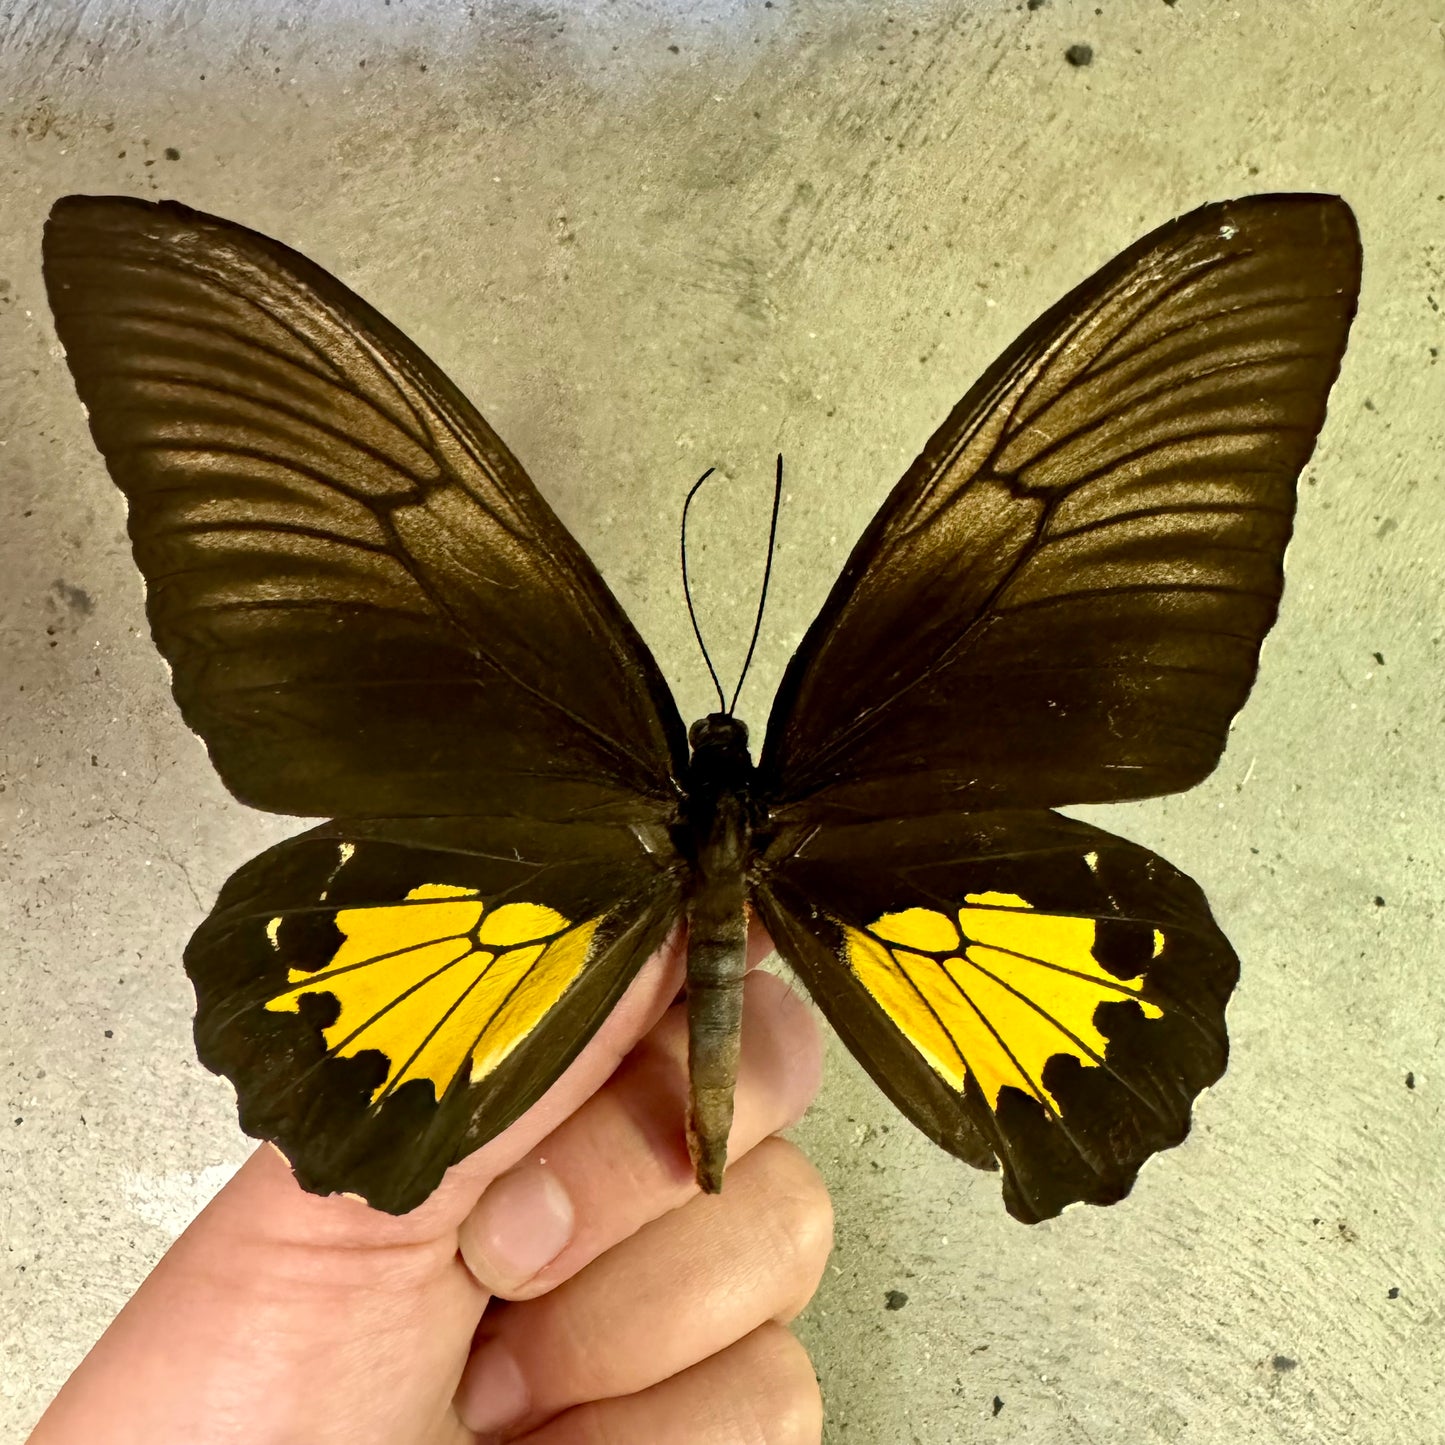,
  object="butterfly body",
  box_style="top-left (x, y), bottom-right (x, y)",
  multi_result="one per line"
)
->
top-left (678, 713), bottom-right (758, 1189)
top-left (41, 191), bottom-right (1360, 1222)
